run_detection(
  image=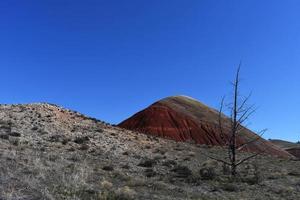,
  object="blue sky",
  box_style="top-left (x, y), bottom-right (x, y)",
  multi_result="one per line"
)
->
top-left (0, 0), bottom-right (299, 142)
